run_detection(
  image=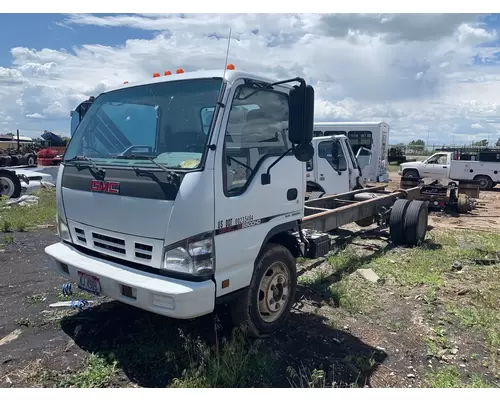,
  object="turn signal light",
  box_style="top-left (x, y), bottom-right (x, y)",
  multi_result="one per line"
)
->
top-left (226, 64), bottom-right (235, 70)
